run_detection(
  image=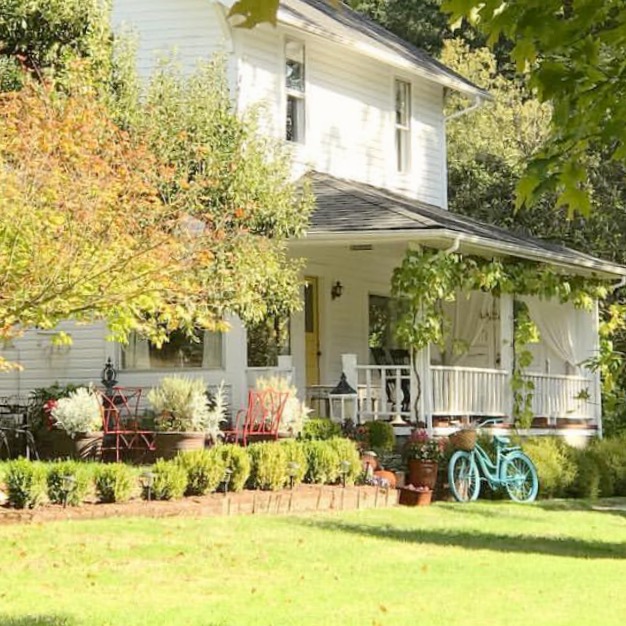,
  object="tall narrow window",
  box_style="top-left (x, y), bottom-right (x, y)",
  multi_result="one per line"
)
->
top-left (285, 39), bottom-right (305, 143)
top-left (395, 79), bottom-right (411, 173)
